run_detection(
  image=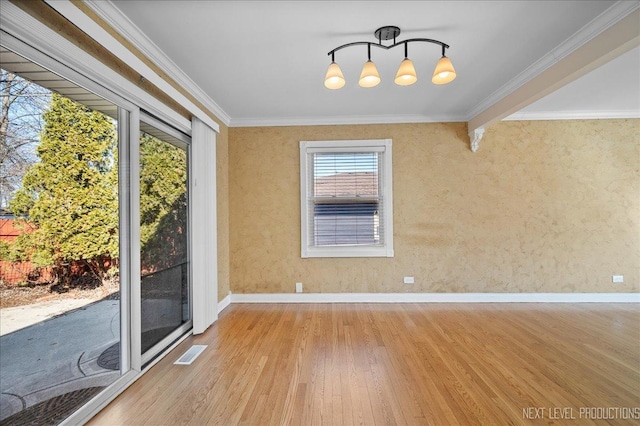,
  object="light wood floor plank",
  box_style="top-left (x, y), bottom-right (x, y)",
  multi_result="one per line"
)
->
top-left (89, 303), bottom-right (640, 426)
